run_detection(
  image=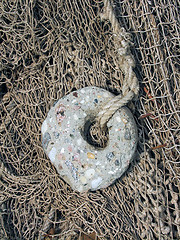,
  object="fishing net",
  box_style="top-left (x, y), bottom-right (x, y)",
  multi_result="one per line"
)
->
top-left (0, 0), bottom-right (179, 239)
